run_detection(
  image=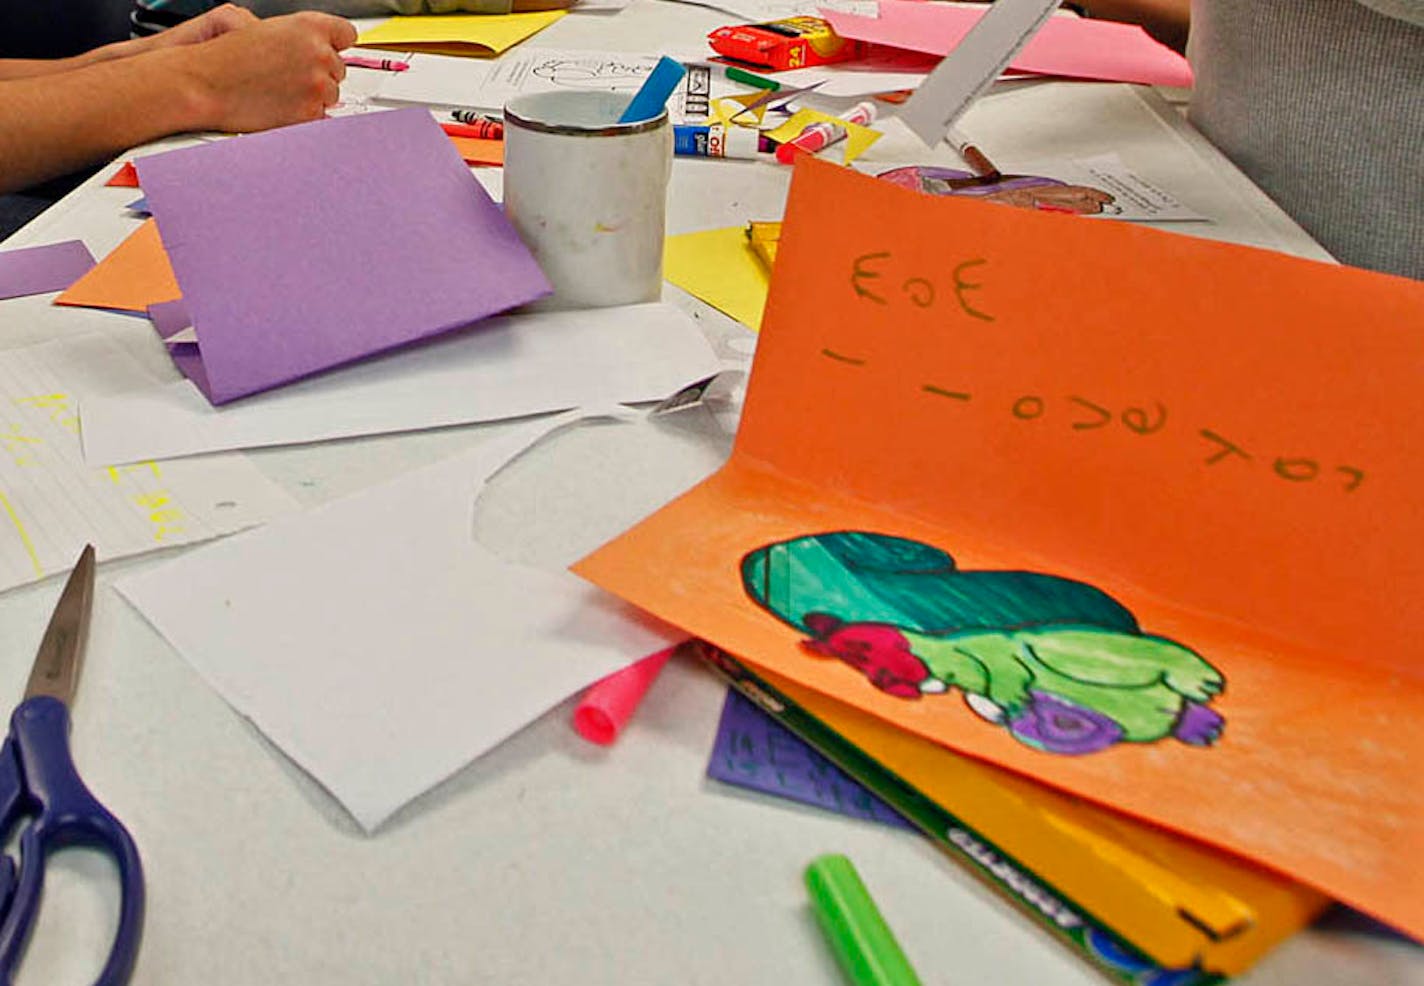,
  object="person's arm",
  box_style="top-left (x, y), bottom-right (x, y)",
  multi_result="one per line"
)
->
top-left (0, 5), bottom-right (259, 81)
top-left (1075, 0), bottom-right (1190, 51)
top-left (0, 12), bottom-right (355, 194)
